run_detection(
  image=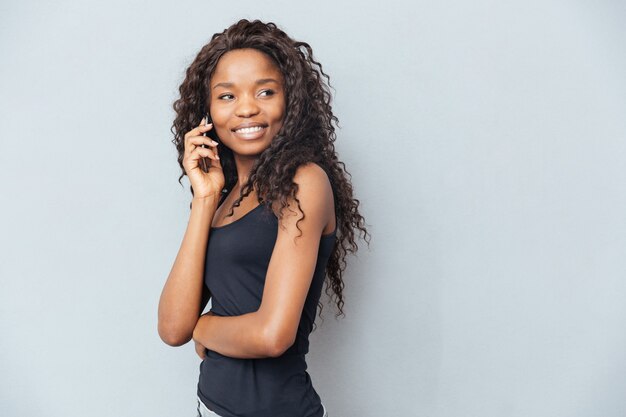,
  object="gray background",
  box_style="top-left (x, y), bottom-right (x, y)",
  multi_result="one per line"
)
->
top-left (1, 1), bottom-right (625, 416)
